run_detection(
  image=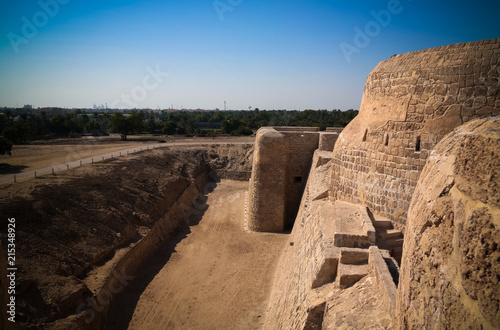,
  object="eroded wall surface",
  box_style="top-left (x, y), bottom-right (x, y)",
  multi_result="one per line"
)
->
top-left (247, 127), bottom-right (321, 232)
top-left (329, 38), bottom-right (500, 229)
top-left (396, 117), bottom-right (500, 329)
